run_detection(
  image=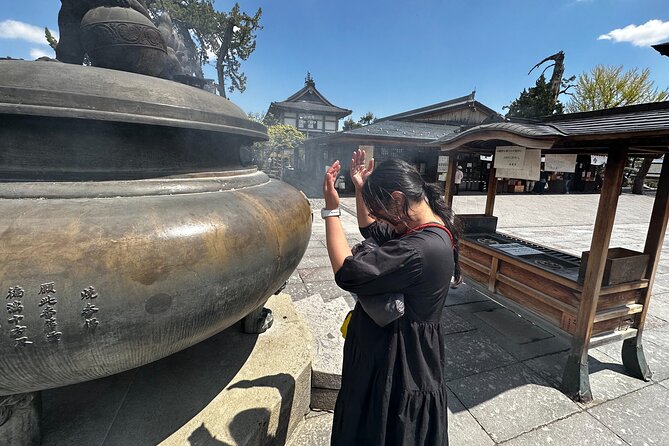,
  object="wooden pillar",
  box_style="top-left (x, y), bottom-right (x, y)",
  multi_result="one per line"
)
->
top-left (485, 164), bottom-right (497, 216)
top-left (622, 154), bottom-right (669, 379)
top-left (561, 147), bottom-right (627, 402)
top-left (444, 154), bottom-right (456, 207)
